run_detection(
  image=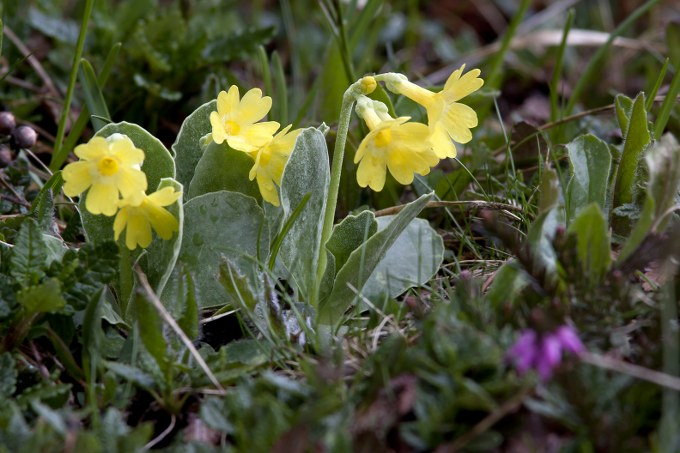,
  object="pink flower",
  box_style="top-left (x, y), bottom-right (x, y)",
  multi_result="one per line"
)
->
top-left (507, 325), bottom-right (585, 380)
